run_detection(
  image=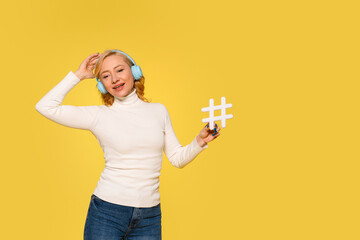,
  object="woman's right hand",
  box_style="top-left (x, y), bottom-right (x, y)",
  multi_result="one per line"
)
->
top-left (74, 53), bottom-right (100, 81)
